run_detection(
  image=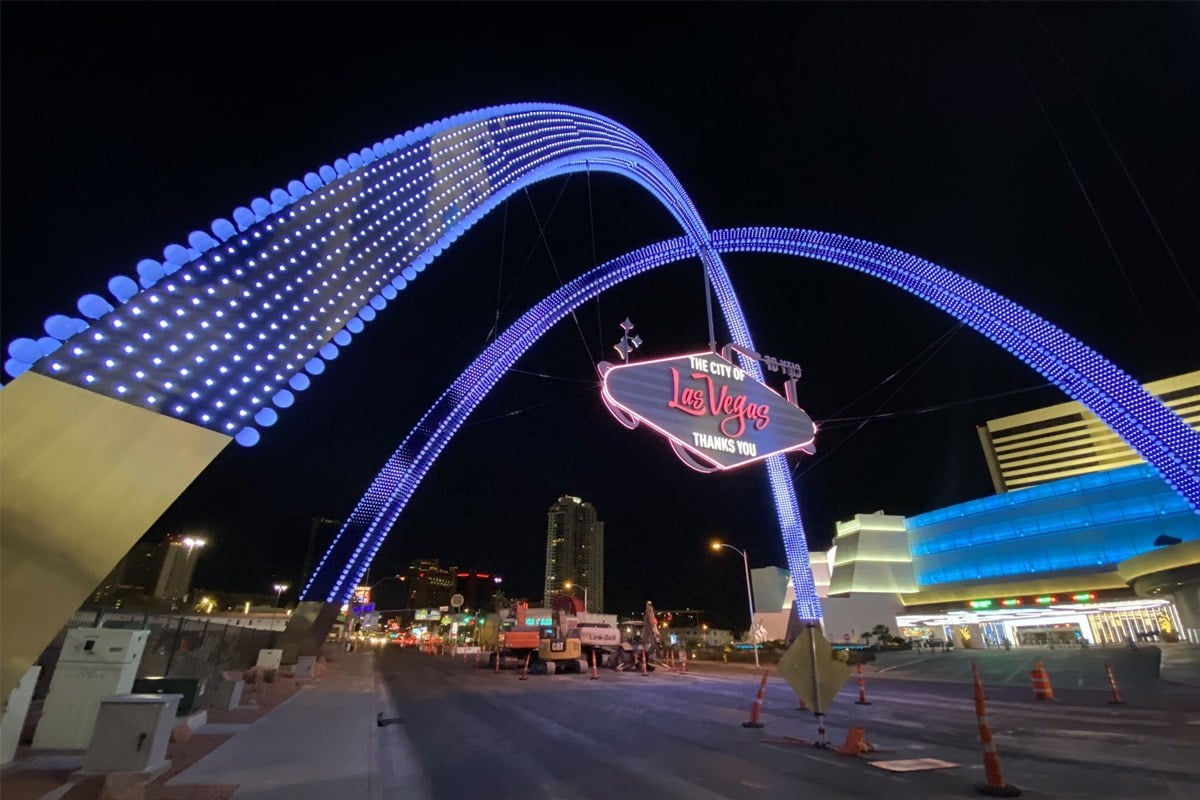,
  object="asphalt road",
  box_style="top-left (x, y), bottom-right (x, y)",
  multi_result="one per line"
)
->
top-left (378, 646), bottom-right (1200, 800)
